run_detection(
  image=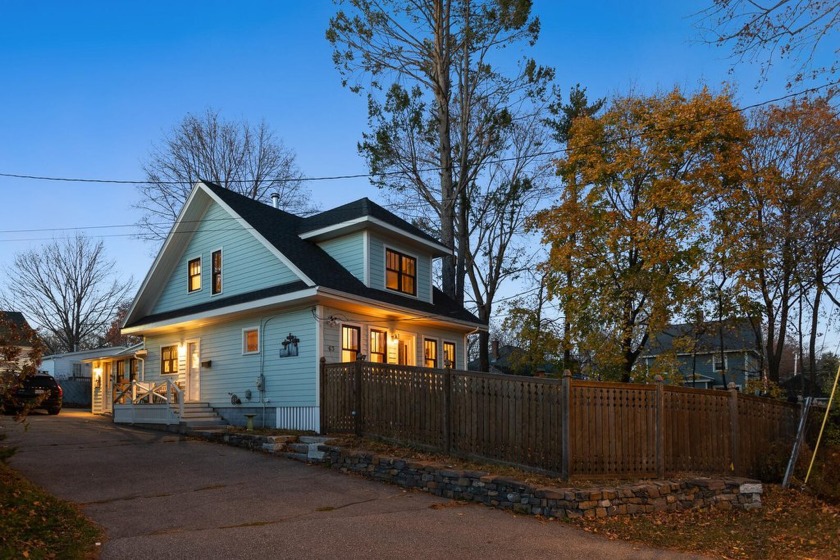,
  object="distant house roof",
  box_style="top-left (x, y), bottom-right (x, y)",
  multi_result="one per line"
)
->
top-left (125, 182), bottom-right (482, 329)
top-left (468, 344), bottom-right (560, 375)
top-left (645, 319), bottom-right (760, 356)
